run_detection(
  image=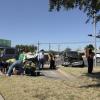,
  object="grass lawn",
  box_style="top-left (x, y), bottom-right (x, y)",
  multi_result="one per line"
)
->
top-left (0, 66), bottom-right (100, 100)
